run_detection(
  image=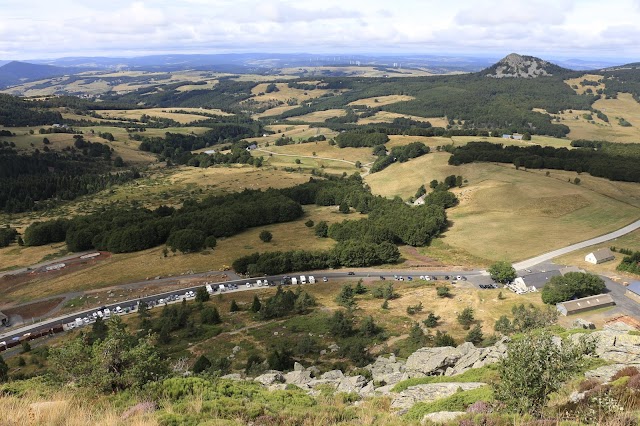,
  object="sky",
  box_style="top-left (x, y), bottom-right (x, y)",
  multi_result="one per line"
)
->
top-left (1, 0), bottom-right (639, 61)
